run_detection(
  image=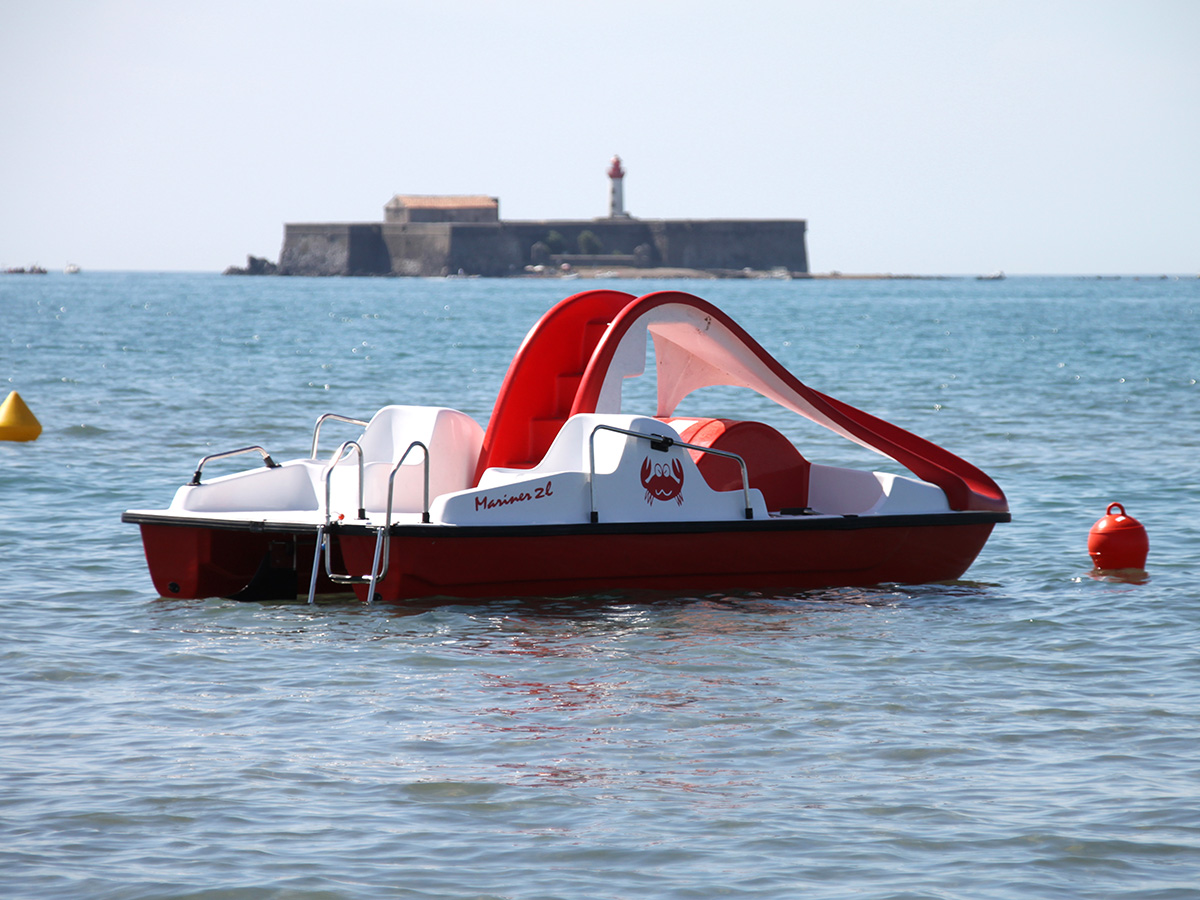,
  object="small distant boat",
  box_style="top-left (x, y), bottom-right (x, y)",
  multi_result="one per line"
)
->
top-left (64, 263), bottom-right (81, 274)
top-left (977, 270), bottom-right (1005, 281)
top-left (123, 289), bottom-right (1009, 604)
